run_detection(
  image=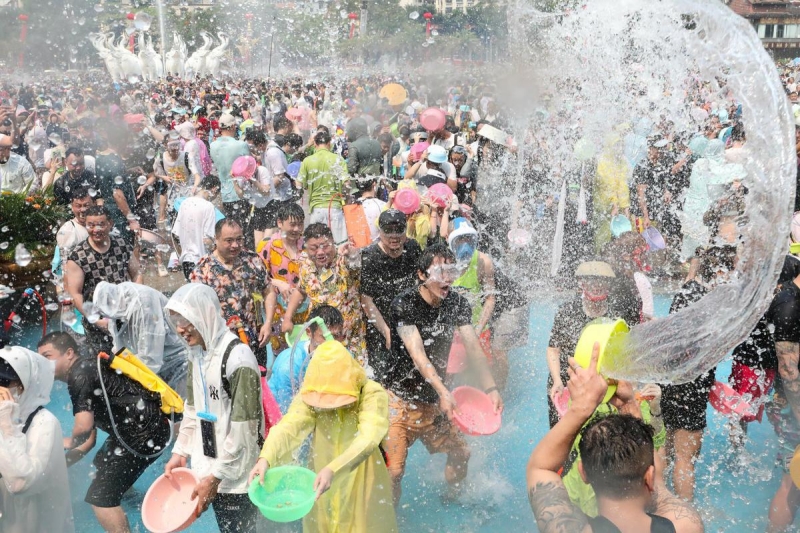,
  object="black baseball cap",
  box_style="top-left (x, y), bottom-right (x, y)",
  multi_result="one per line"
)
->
top-left (378, 209), bottom-right (407, 233)
top-left (0, 358), bottom-right (20, 385)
